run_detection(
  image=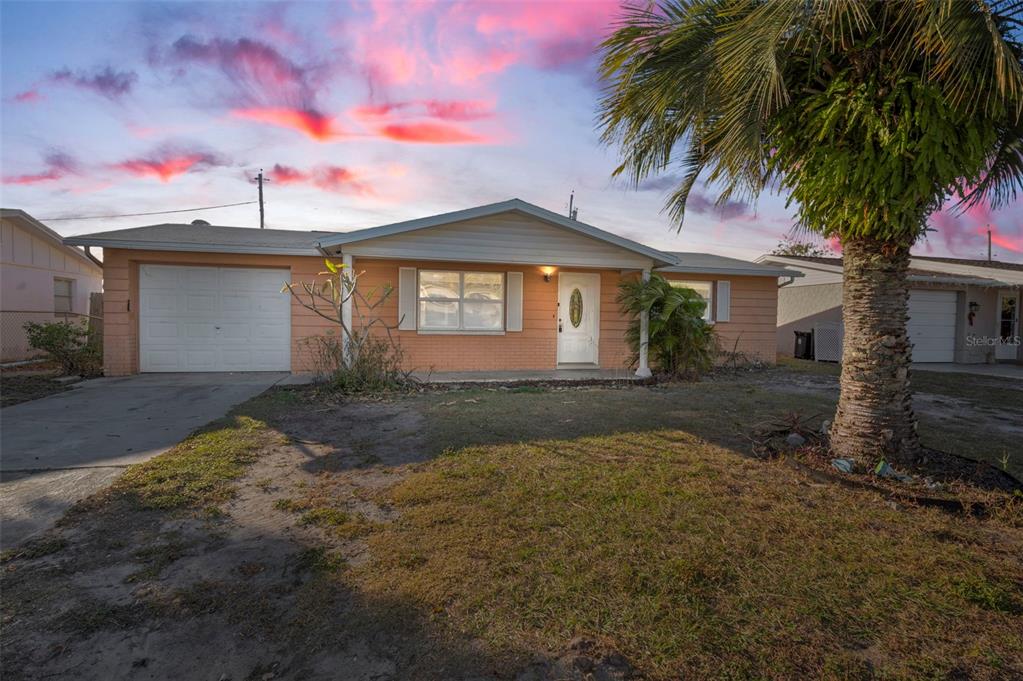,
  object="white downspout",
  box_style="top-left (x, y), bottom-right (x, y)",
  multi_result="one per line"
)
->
top-left (636, 268), bottom-right (652, 378)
